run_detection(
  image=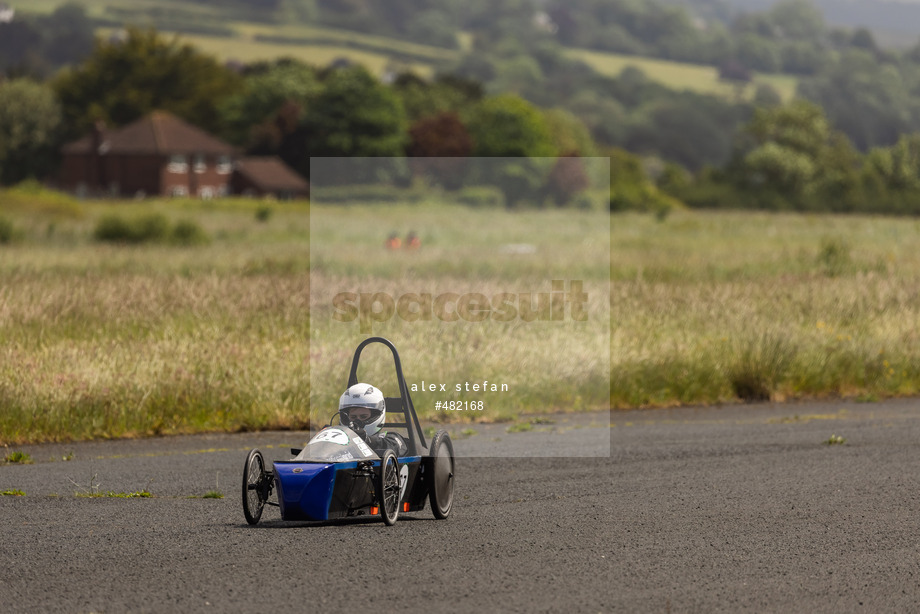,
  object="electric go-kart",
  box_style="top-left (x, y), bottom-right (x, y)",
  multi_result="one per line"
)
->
top-left (241, 337), bottom-right (455, 526)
